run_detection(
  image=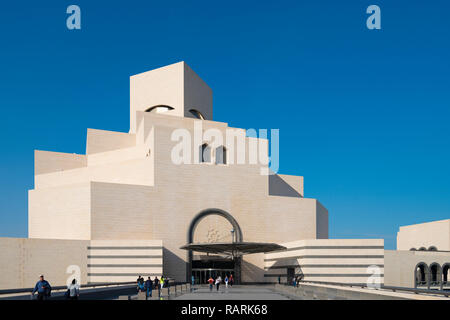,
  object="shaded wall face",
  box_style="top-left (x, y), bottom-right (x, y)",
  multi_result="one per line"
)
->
top-left (316, 201), bottom-right (329, 239)
top-left (183, 63), bottom-right (213, 121)
top-left (242, 253), bottom-right (266, 283)
top-left (268, 174), bottom-right (303, 198)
